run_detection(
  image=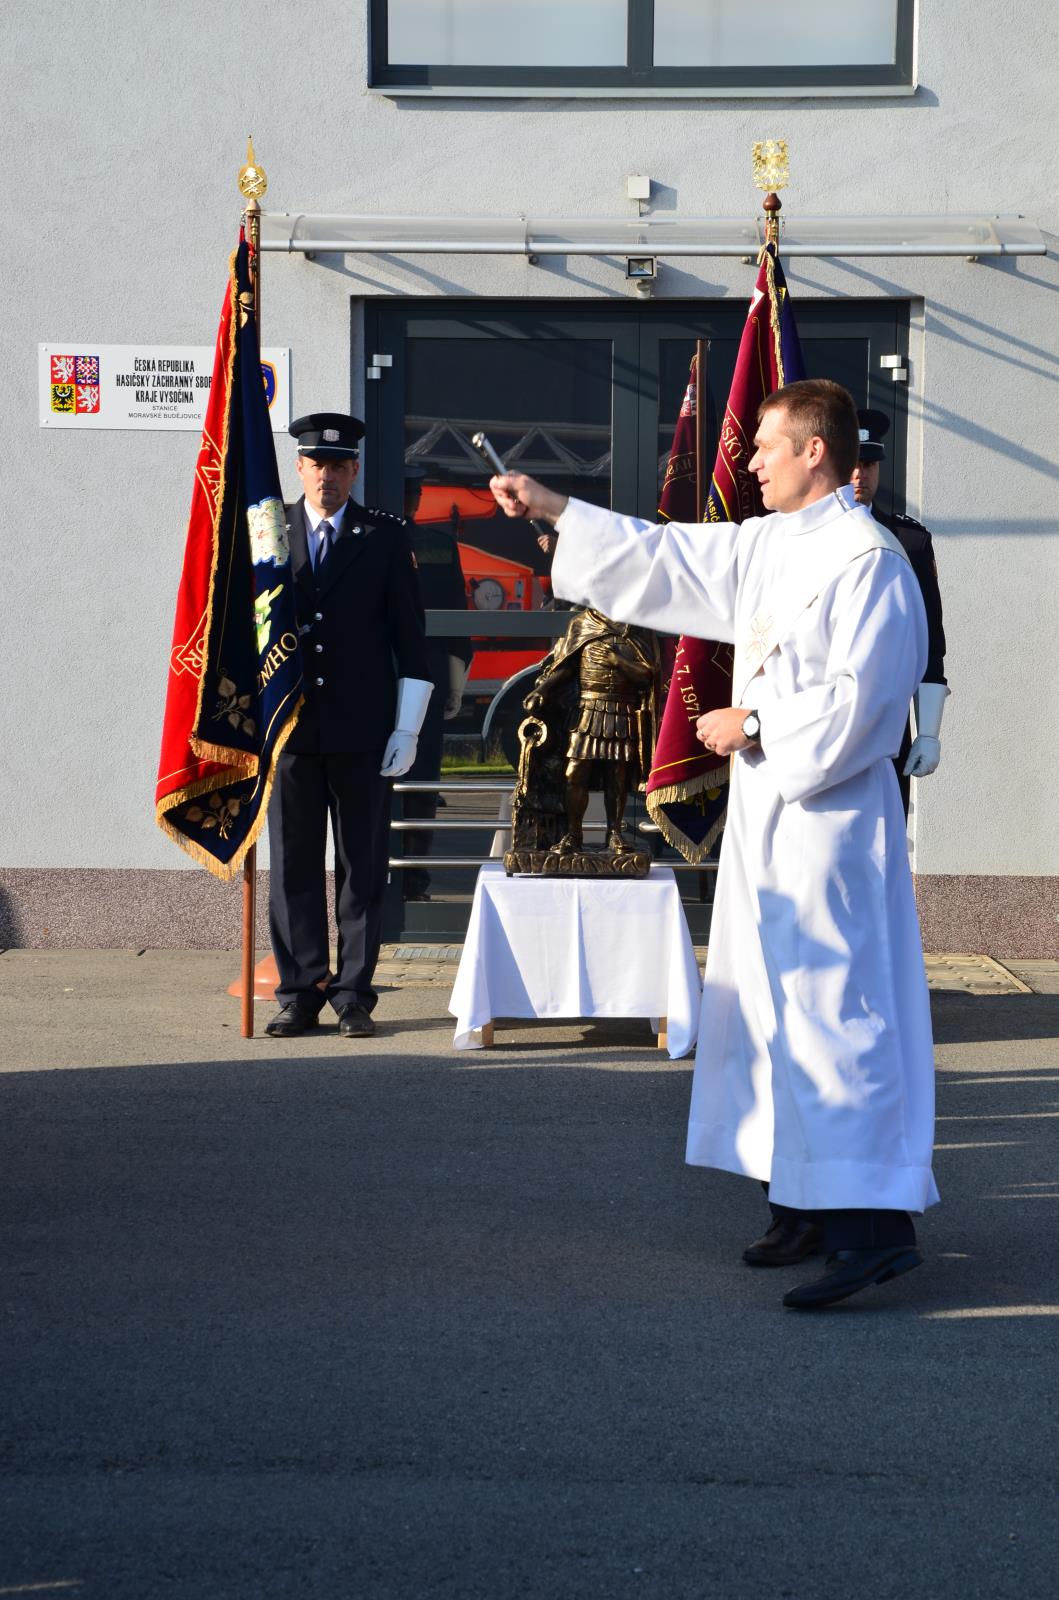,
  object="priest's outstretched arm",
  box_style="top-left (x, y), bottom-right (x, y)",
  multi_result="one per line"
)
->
top-left (490, 472), bottom-right (741, 643)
